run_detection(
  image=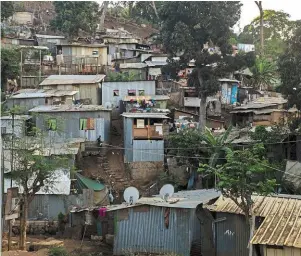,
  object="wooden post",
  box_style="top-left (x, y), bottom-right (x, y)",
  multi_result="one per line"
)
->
top-left (148, 118), bottom-right (150, 139)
